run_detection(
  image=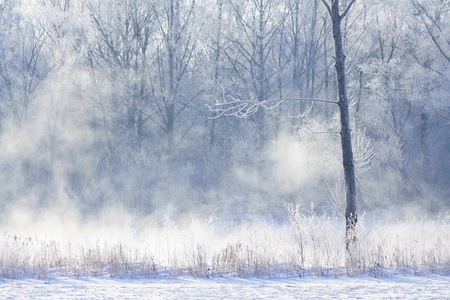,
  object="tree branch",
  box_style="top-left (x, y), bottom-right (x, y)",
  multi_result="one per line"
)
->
top-left (207, 97), bottom-right (338, 119)
top-left (320, 0), bottom-right (332, 17)
top-left (341, 0), bottom-right (357, 20)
